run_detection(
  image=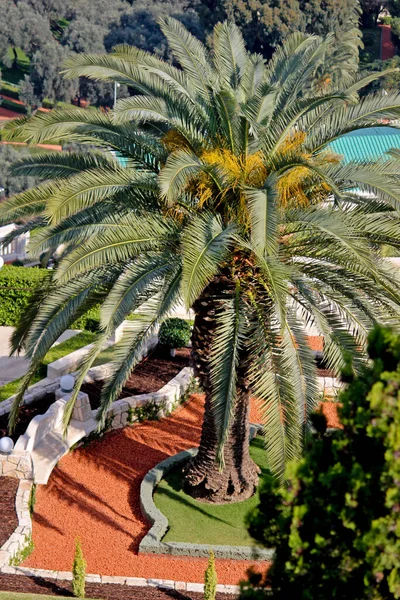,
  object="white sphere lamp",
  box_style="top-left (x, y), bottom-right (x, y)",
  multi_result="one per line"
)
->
top-left (0, 436), bottom-right (14, 454)
top-left (60, 374), bottom-right (75, 393)
top-left (0, 256), bottom-right (4, 270)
